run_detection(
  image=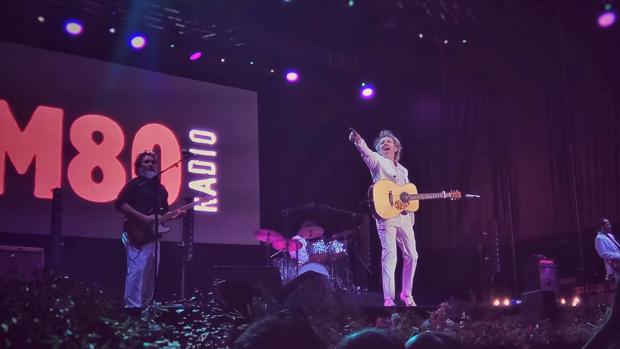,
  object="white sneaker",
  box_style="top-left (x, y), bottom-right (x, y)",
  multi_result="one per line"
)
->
top-left (400, 295), bottom-right (416, 307)
top-left (384, 299), bottom-right (396, 307)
